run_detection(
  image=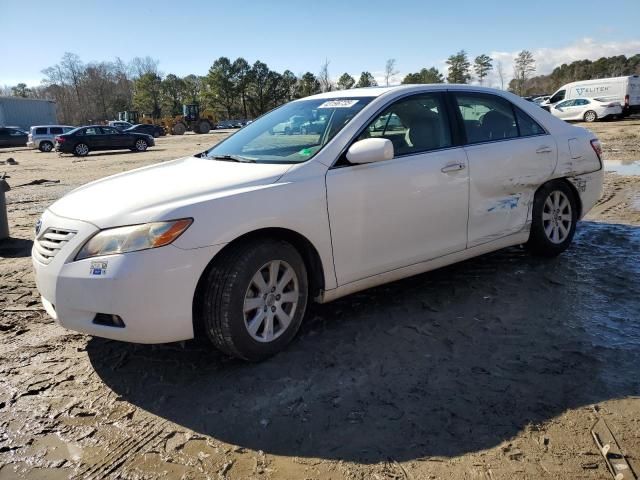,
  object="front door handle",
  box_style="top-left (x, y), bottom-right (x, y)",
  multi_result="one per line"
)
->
top-left (536, 146), bottom-right (553, 154)
top-left (441, 163), bottom-right (466, 173)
